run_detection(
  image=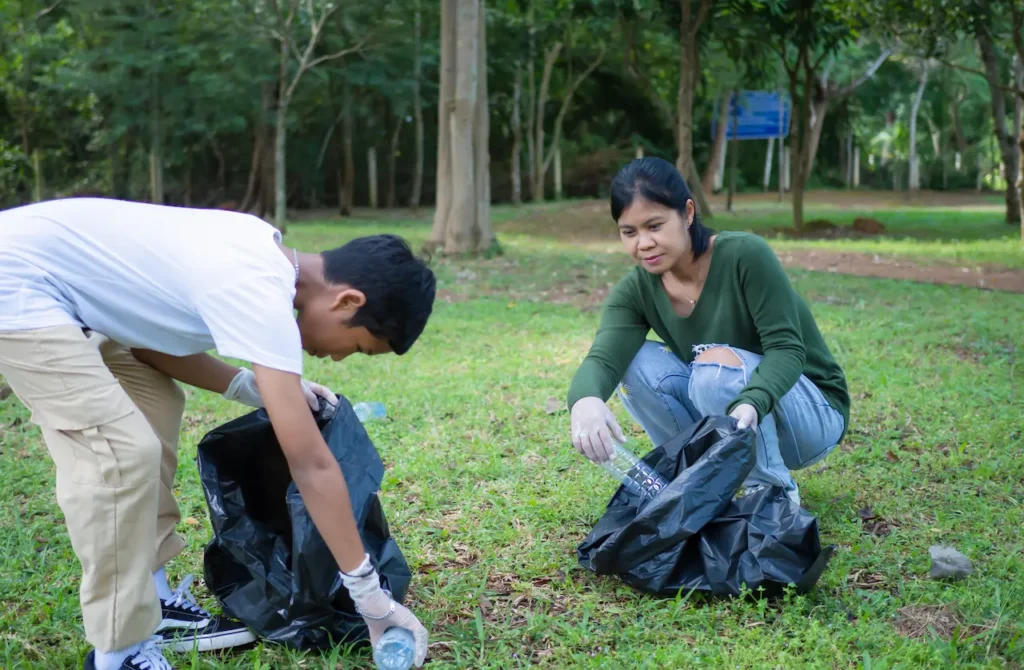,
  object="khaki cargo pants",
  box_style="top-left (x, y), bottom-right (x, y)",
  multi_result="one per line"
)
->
top-left (0, 325), bottom-right (187, 652)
